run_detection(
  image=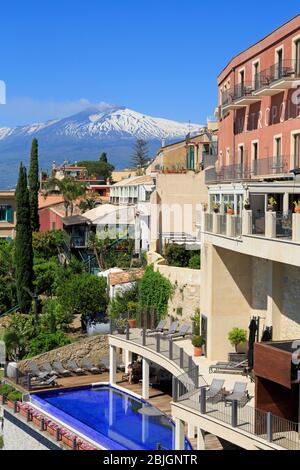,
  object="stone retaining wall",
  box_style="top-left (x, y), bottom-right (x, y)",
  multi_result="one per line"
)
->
top-left (18, 334), bottom-right (109, 373)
